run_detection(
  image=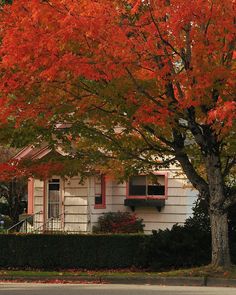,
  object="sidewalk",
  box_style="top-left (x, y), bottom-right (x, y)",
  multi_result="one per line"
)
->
top-left (1, 273), bottom-right (236, 287)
